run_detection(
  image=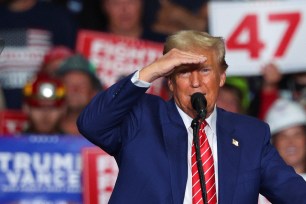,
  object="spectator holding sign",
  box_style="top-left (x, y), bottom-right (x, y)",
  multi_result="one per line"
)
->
top-left (98, 0), bottom-right (167, 43)
top-left (248, 63), bottom-right (306, 119)
top-left (144, 0), bottom-right (209, 35)
top-left (248, 63), bottom-right (283, 119)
